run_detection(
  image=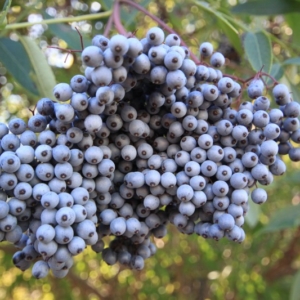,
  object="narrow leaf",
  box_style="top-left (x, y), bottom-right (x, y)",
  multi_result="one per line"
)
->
top-left (244, 31), bottom-right (272, 74)
top-left (101, 0), bottom-right (113, 10)
top-left (290, 270), bottom-right (300, 300)
top-left (232, 0), bottom-right (300, 15)
top-left (245, 198), bottom-right (261, 228)
top-left (0, 37), bottom-right (38, 95)
top-left (0, 17), bottom-right (7, 30)
top-left (44, 13), bottom-right (90, 49)
top-left (265, 63), bottom-right (284, 84)
top-left (290, 84), bottom-right (300, 102)
top-left (0, 0), bottom-right (12, 29)
top-left (258, 205), bottom-right (300, 234)
top-left (283, 57), bottom-right (300, 66)
top-left (217, 19), bottom-right (243, 56)
top-left (270, 63), bottom-right (284, 80)
top-left (19, 36), bottom-right (56, 99)
top-left (284, 74), bottom-right (300, 102)
top-left (195, 1), bottom-right (243, 55)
